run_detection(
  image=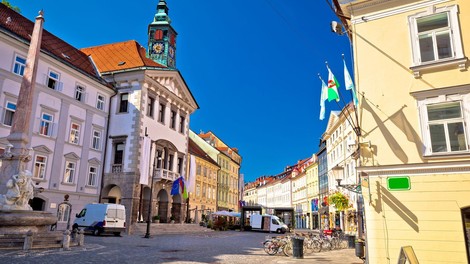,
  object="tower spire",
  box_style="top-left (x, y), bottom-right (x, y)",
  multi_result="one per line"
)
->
top-left (147, 0), bottom-right (177, 68)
